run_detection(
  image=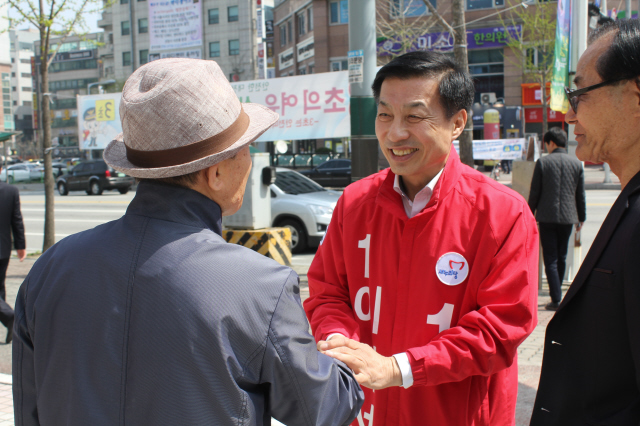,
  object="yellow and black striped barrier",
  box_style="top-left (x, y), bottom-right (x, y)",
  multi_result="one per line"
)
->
top-left (223, 227), bottom-right (292, 266)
